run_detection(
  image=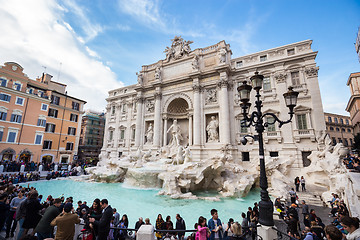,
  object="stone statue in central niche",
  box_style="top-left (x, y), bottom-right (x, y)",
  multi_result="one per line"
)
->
top-left (167, 119), bottom-right (183, 146)
top-left (206, 116), bottom-right (219, 142)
